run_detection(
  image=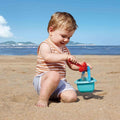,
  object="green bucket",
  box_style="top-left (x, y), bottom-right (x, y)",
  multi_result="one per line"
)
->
top-left (74, 67), bottom-right (97, 93)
